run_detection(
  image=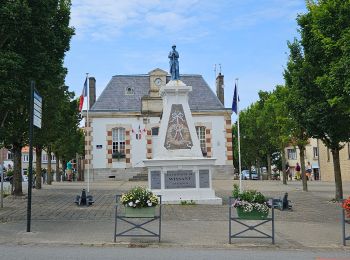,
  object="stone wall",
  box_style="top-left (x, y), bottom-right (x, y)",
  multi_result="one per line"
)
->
top-left (85, 165), bottom-right (234, 181)
top-left (319, 141), bottom-right (350, 181)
